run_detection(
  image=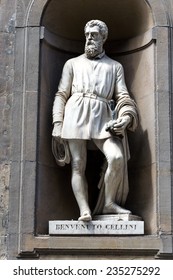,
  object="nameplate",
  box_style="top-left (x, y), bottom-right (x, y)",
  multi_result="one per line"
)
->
top-left (49, 220), bottom-right (144, 235)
